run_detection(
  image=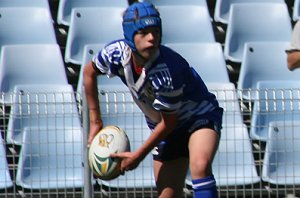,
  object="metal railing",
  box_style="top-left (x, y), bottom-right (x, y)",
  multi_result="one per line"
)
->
top-left (1, 87), bottom-right (300, 198)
